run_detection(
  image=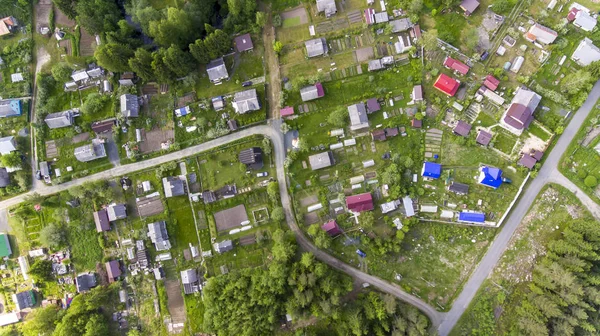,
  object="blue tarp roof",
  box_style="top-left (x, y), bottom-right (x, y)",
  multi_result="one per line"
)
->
top-left (175, 107), bottom-right (188, 116)
top-left (458, 212), bottom-right (485, 223)
top-left (421, 162), bottom-right (442, 179)
top-left (478, 166), bottom-right (503, 189)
